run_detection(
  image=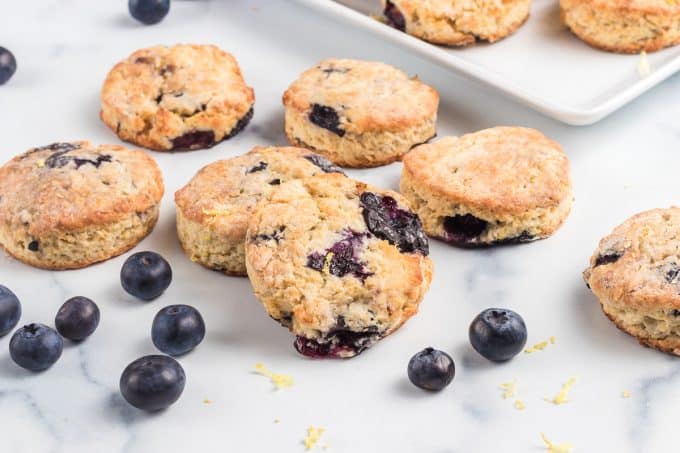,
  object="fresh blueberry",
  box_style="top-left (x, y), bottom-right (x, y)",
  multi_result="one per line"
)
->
top-left (128, 0), bottom-right (170, 25)
top-left (0, 47), bottom-right (17, 85)
top-left (9, 324), bottom-right (63, 371)
top-left (55, 297), bottom-right (100, 341)
top-left (469, 308), bottom-right (527, 362)
top-left (0, 285), bottom-right (21, 337)
top-left (120, 251), bottom-right (172, 301)
top-left (407, 347), bottom-right (455, 391)
top-left (151, 305), bottom-right (205, 356)
top-left (120, 355), bottom-right (186, 411)
top-left (443, 214), bottom-right (488, 244)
